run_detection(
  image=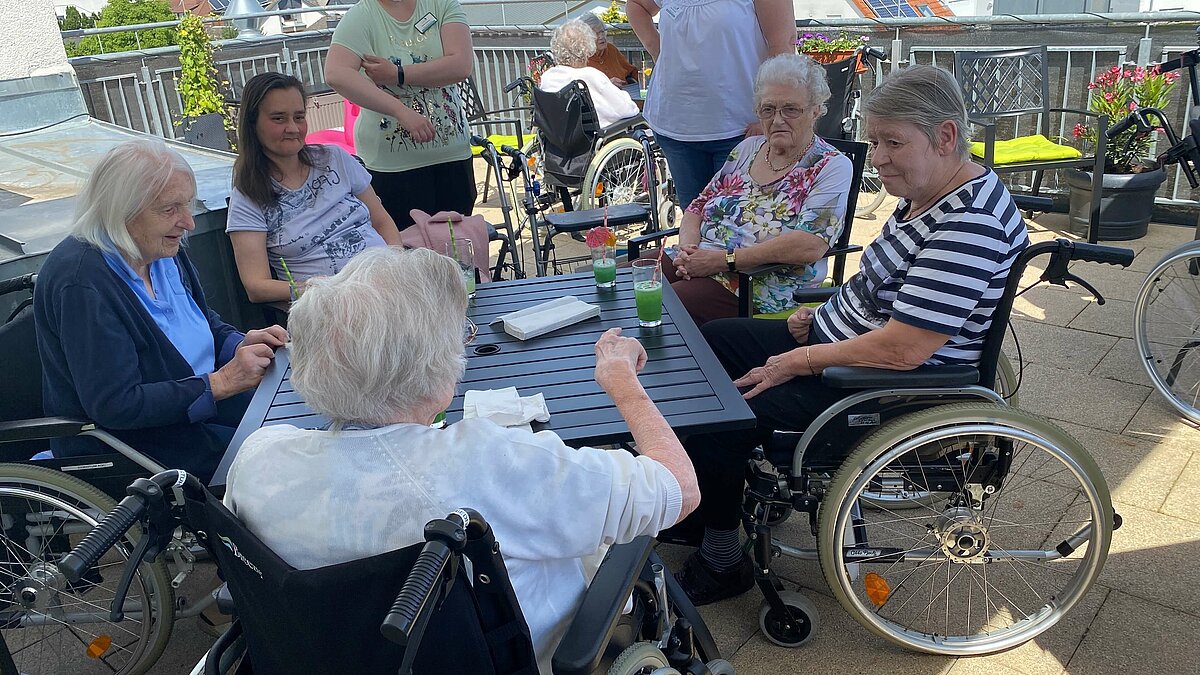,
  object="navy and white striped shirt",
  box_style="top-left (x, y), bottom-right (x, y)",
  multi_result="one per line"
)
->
top-left (812, 169), bottom-right (1028, 366)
